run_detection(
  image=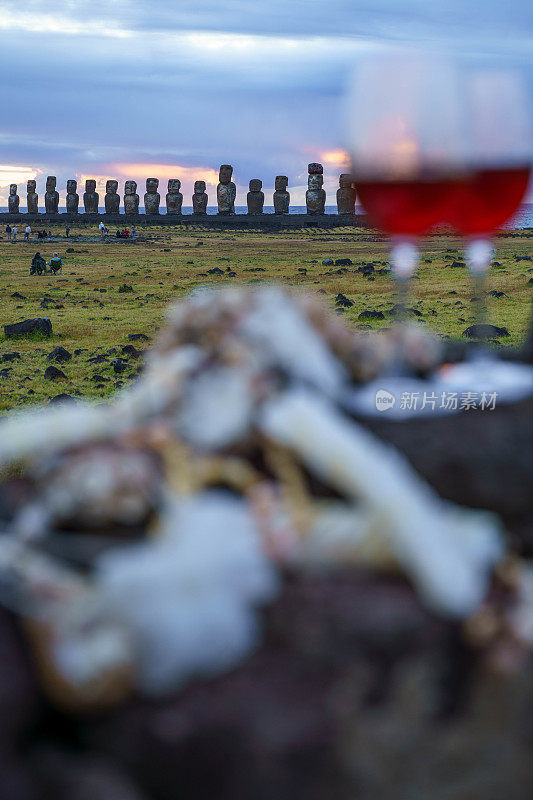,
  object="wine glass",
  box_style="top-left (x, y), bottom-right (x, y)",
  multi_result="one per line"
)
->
top-left (342, 47), bottom-right (464, 416)
top-left (439, 67), bottom-right (533, 400)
